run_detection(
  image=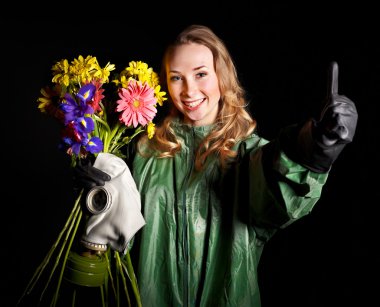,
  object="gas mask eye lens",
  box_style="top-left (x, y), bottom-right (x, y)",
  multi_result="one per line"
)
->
top-left (86, 186), bottom-right (112, 214)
